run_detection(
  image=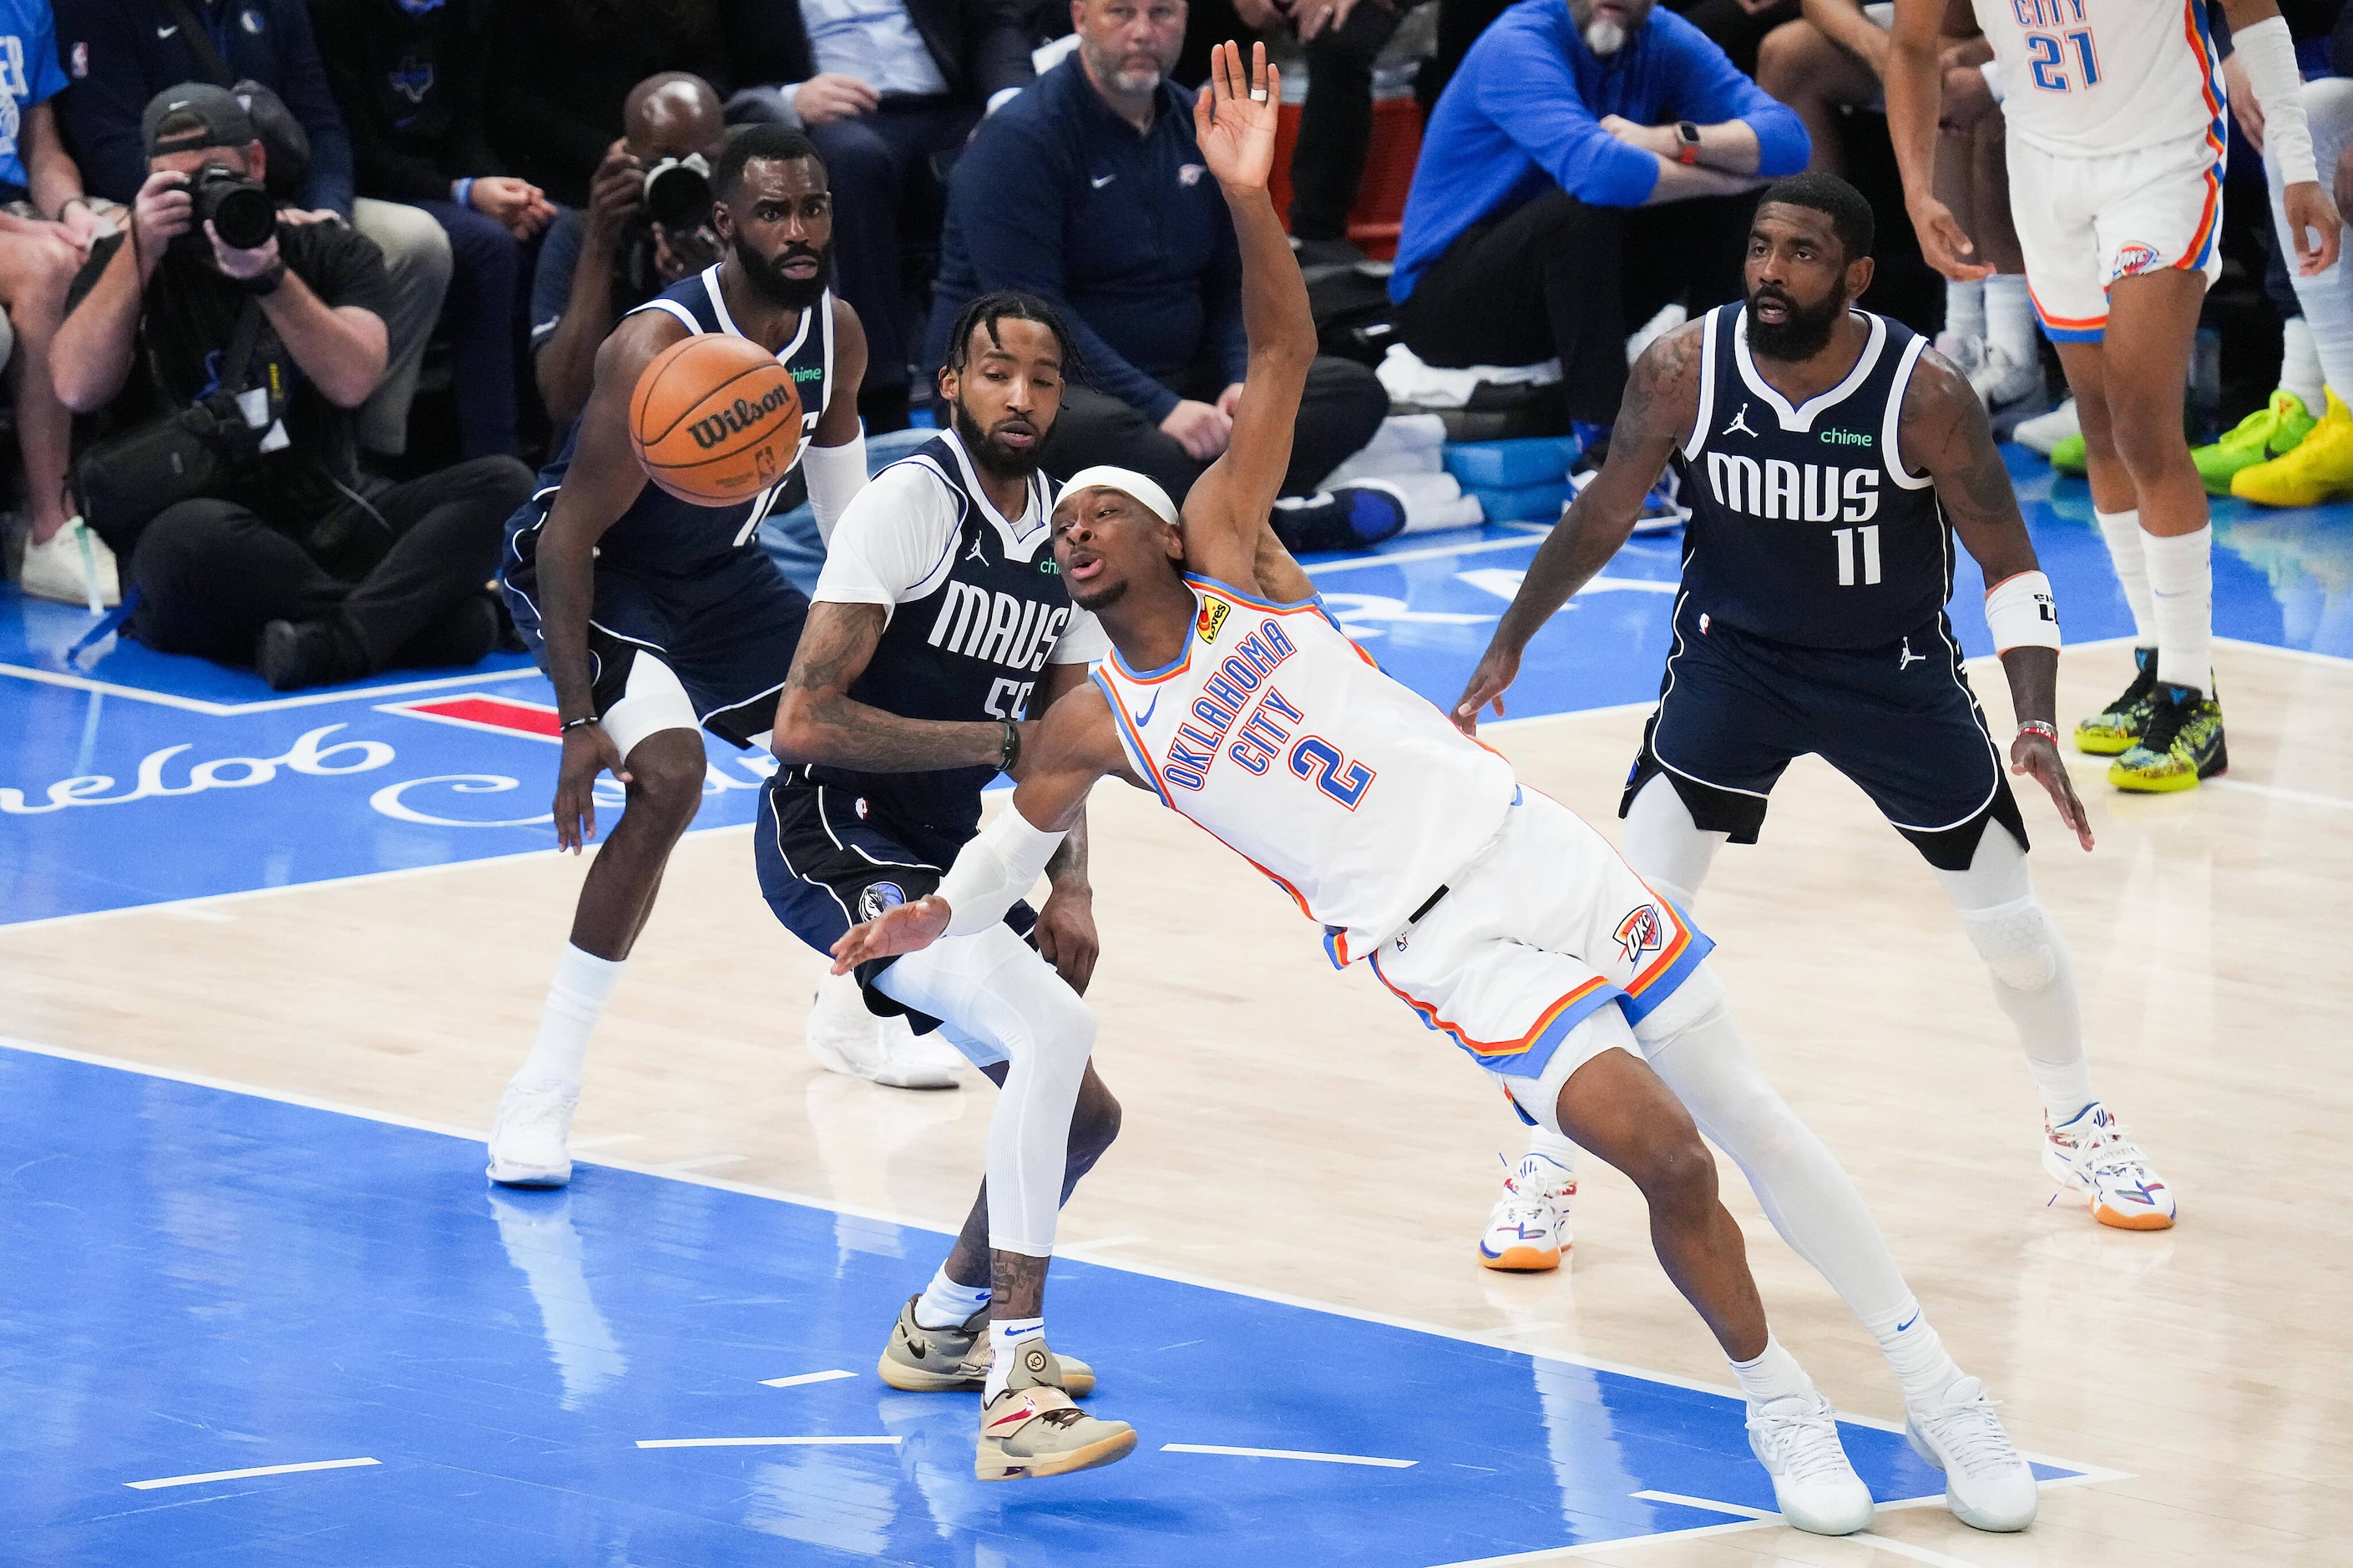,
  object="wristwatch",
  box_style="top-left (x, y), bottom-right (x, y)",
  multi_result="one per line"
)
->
top-left (1676, 121), bottom-right (1703, 165)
